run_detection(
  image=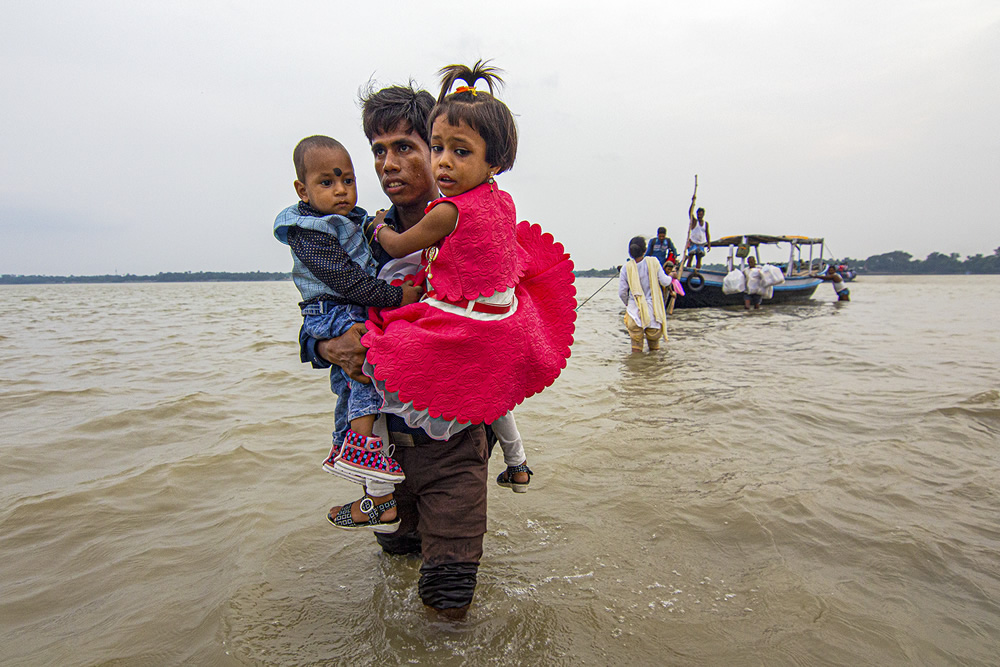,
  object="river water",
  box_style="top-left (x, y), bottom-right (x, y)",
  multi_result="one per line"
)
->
top-left (1, 276), bottom-right (998, 666)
